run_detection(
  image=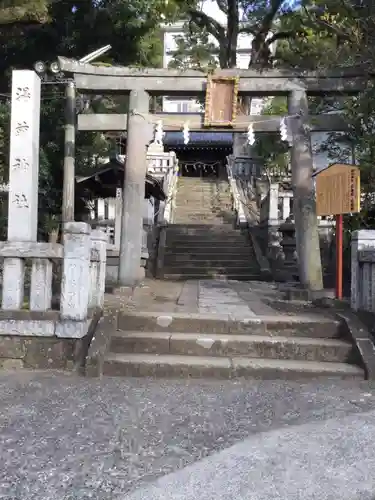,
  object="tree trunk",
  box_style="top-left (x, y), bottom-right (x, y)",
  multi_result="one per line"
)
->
top-left (226, 0), bottom-right (239, 68)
